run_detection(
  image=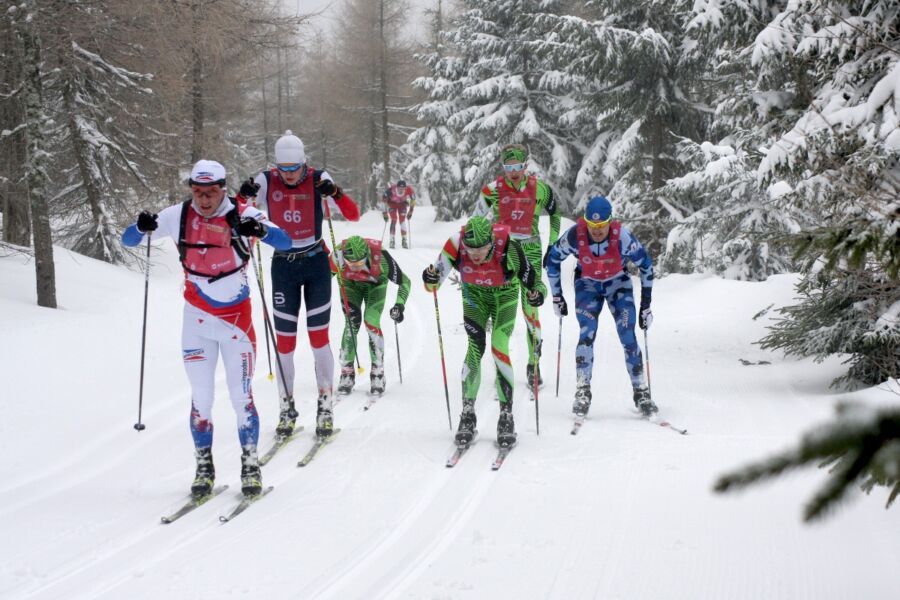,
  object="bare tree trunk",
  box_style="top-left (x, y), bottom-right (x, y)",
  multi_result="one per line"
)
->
top-left (16, 0), bottom-right (56, 307)
top-left (276, 45), bottom-right (283, 133)
top-left (190, 1), bottom-right (204, 162)
top-left (378, 0), bottom-right (391, 185)
top-left (0, 26), bottom-right (32, 246)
